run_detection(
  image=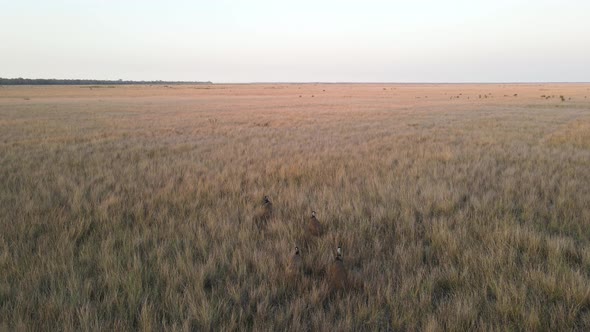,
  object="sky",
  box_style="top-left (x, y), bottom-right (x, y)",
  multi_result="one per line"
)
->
top-left (1, 0), bottom-right (589, 82)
